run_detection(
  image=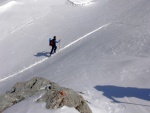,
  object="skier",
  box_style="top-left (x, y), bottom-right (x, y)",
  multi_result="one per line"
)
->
top-left (49, 36), bottom-right (60, 55)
